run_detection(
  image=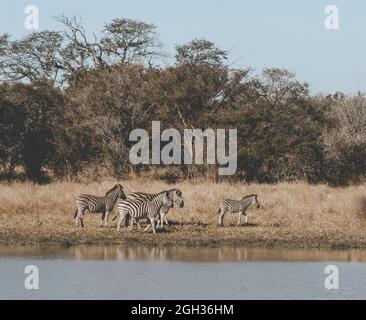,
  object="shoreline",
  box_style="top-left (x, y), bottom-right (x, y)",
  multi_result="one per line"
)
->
top-left (1, 227), bottom-right (366, 250)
